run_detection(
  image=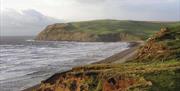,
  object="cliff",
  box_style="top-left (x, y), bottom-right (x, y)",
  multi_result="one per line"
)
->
top-left (35, 20), bottom-right (179, 42)
top-left (32, 25), bottom-right (180, 91)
